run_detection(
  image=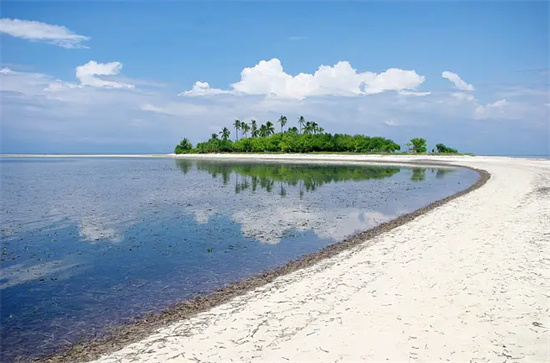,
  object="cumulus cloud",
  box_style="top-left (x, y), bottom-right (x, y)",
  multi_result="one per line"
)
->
top-left (2, 62), bottom-right (547, 155)
top-left (75, 61), bottom-right (134, 88)
top-left (181, 58), bottom-right (426, 99)
top-left (442, 71), bottom-right (474, 91)
top-left (0, 18), bottom-right (90, 49)
top-left (178, 81), bottom-right (230, 96)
